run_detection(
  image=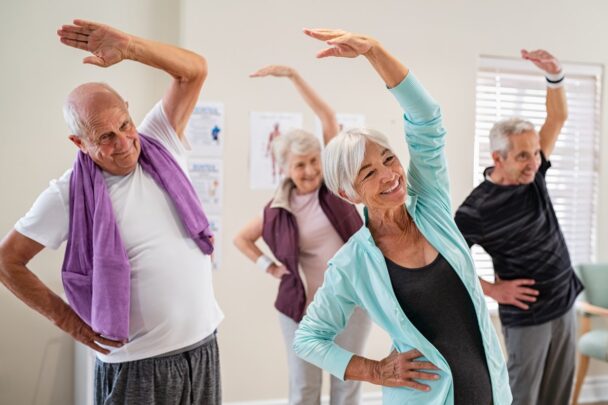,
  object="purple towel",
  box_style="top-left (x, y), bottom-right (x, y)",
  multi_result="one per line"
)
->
top-left (61, 133), bottom-right (213, 341)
